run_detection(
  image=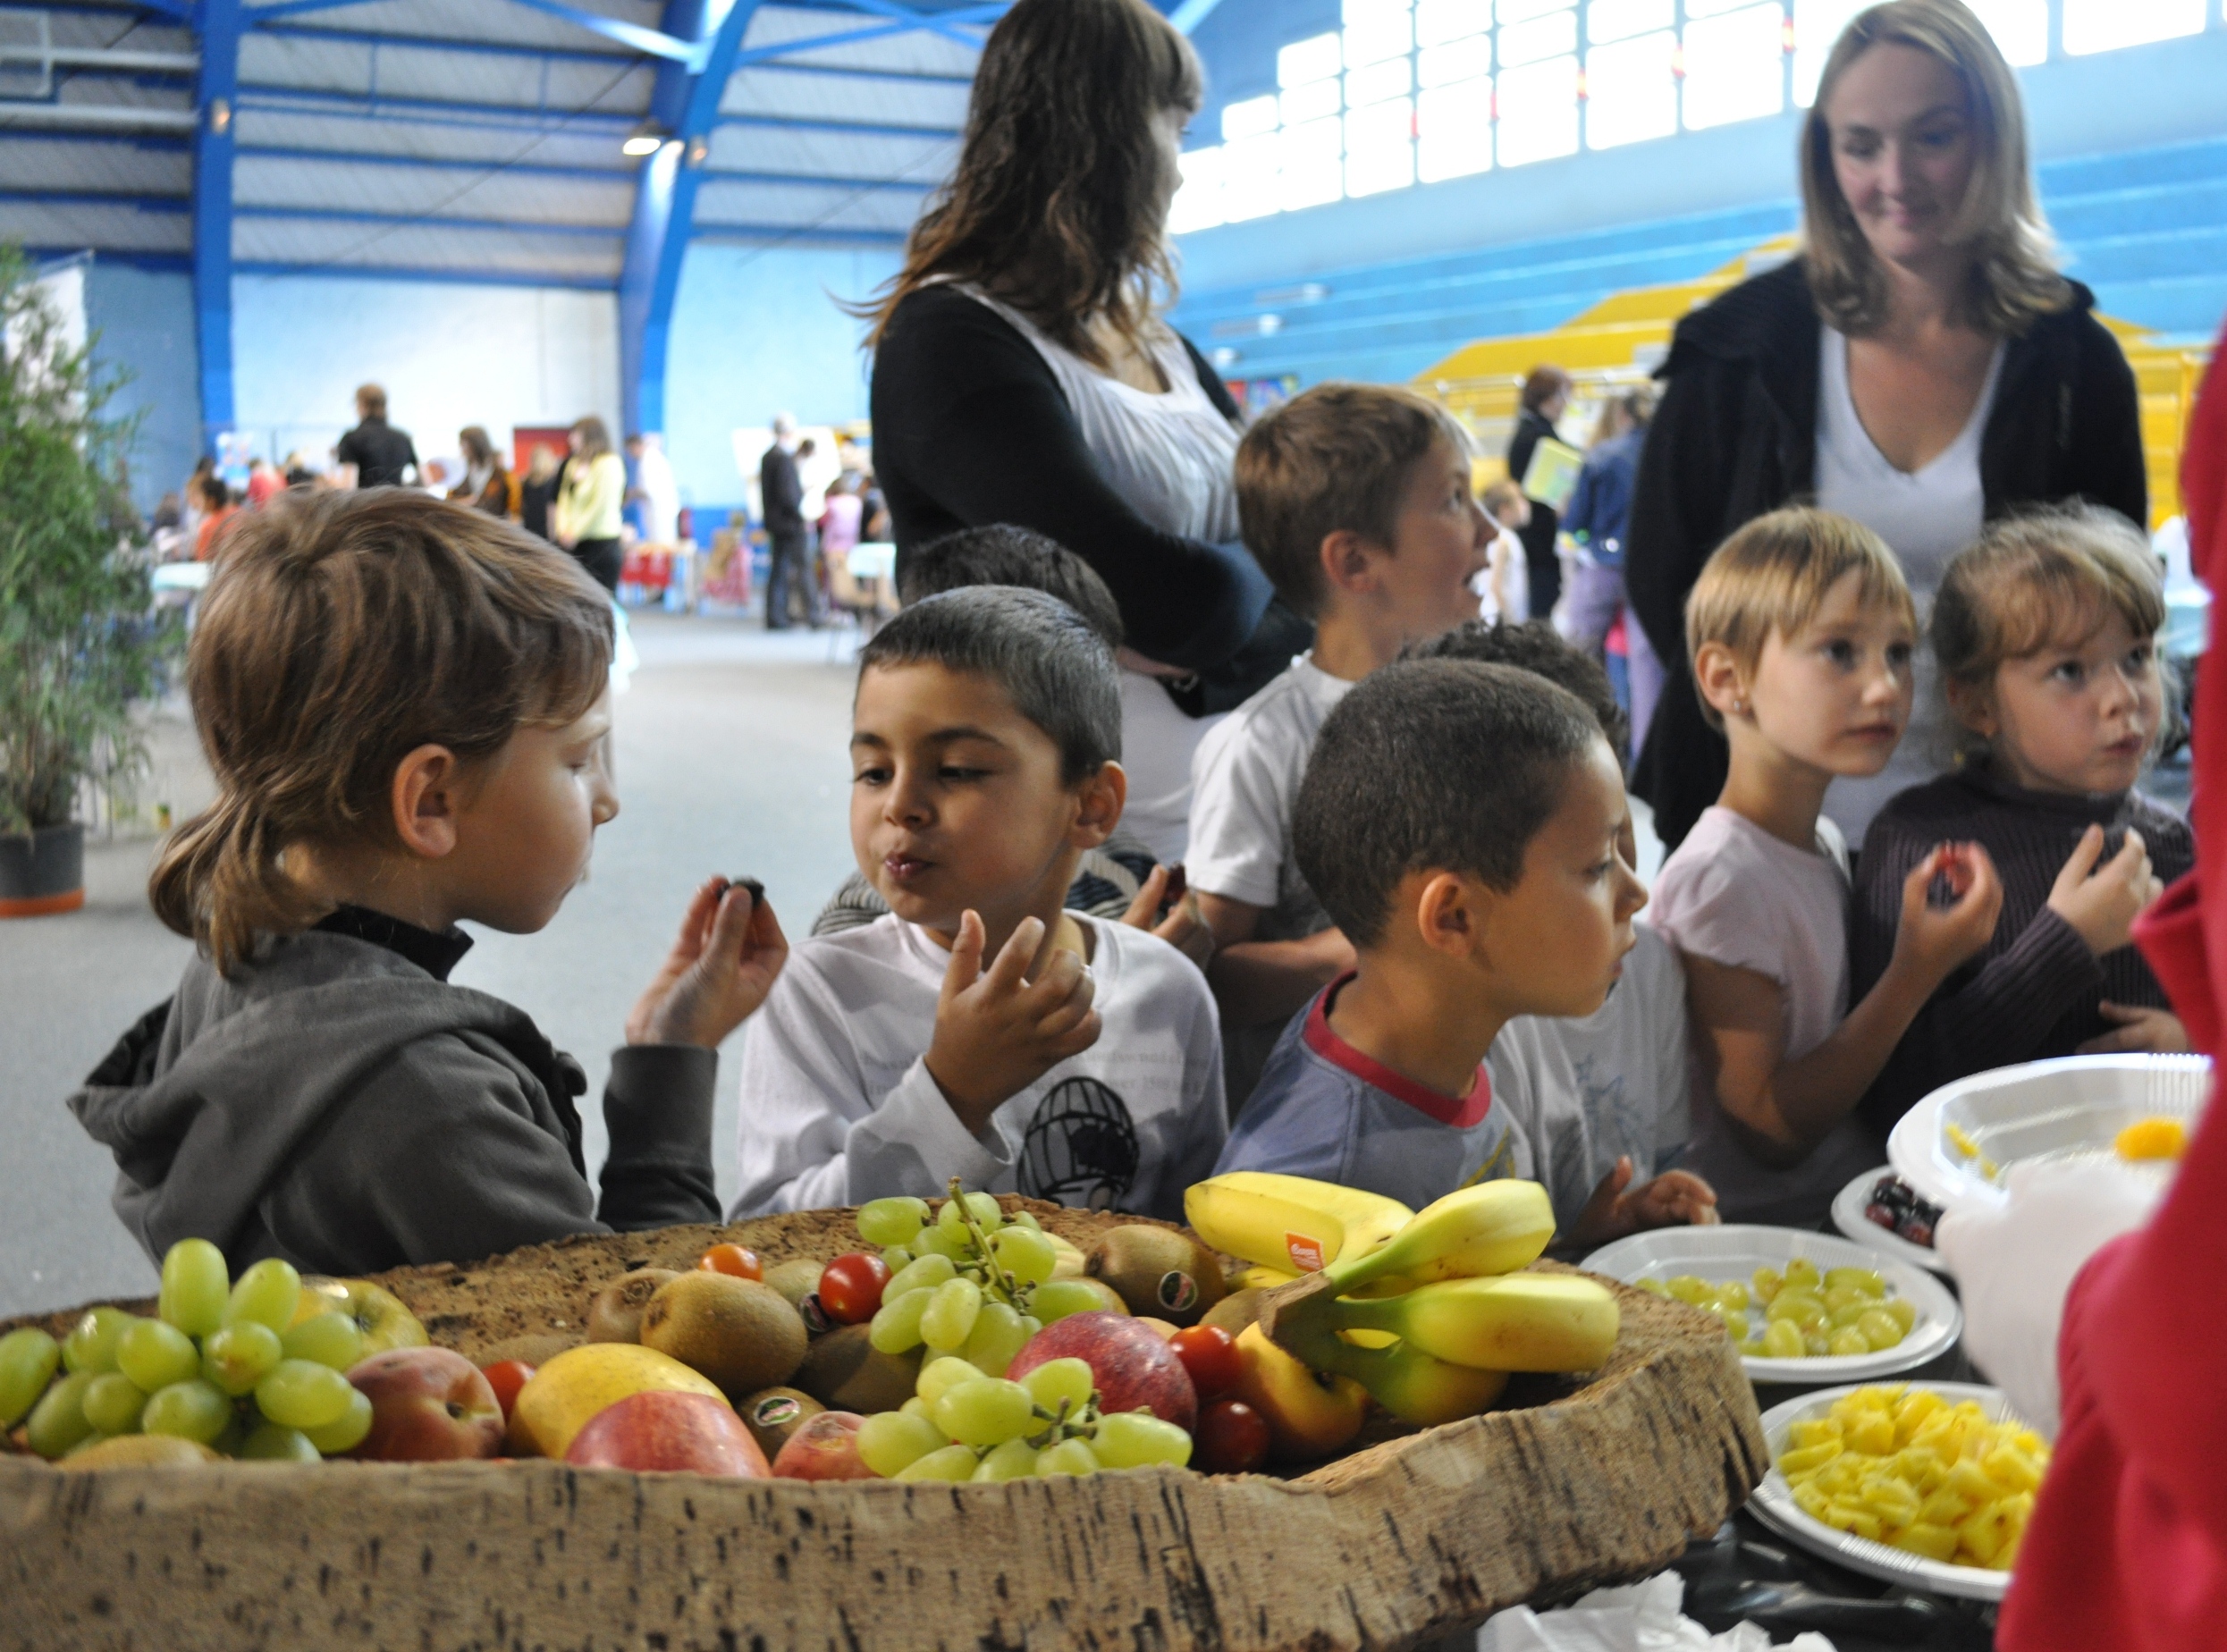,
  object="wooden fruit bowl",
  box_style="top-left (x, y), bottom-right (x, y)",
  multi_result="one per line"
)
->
top-left (0, 1201), bottom-right (1767, 1650)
